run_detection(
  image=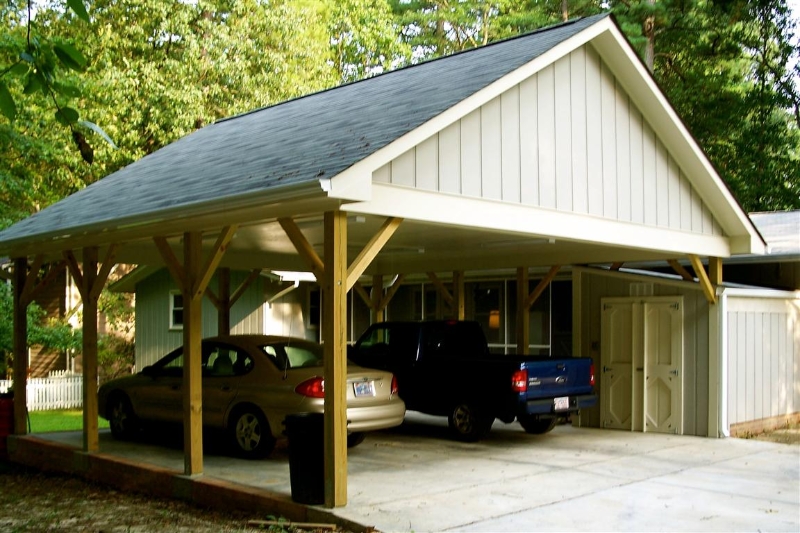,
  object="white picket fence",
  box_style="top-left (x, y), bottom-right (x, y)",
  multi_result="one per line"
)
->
top-left (0, 372), bottom-right (84, 411)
